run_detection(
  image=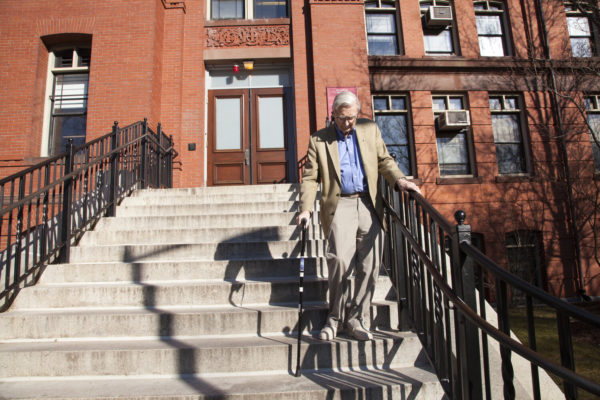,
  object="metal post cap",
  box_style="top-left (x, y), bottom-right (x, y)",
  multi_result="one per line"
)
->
top-left (454, 210), bottom-right (466, 225)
